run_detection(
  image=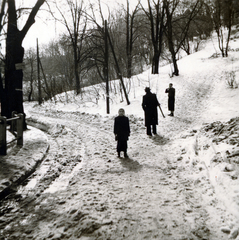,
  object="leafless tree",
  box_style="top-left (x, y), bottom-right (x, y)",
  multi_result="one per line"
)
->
top-left (205, 0), bottom-right (235, 57)
top-left (141, 0), bottom-right (166, 74)
top-left (54, 0), bottom-right (88, 95)
top-left (164, 0), bottom-right (202, 76)
top-left (125, 0), bottom-right (141, 78)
